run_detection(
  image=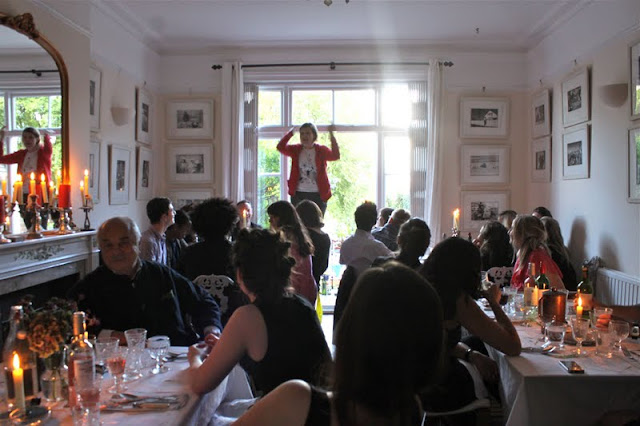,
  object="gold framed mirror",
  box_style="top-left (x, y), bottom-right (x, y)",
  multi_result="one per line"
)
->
top-left (0, 12), bottom-right (69, 182)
